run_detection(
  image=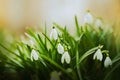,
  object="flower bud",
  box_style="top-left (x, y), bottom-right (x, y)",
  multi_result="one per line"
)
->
top-left (95, 18), bottom-right (103, 27)
top-left (50, 27), bottom-right (58, 40)
top-left (57, 43), bottom-right (64, 54)
top-left (84, 12), bottom-right (94, 24)
top-left (104, 56), bottom-right (112, 68)
top-left (61, 51), bottom-right (71, 64)
top-left (31, 49), bottom-right (39, 61)
top-left (93, 49), bottom-right (103, 61)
